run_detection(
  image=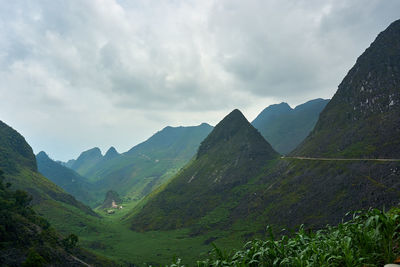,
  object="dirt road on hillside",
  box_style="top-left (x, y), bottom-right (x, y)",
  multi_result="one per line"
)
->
top-left (283, 157), bottom-right (400, 162)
